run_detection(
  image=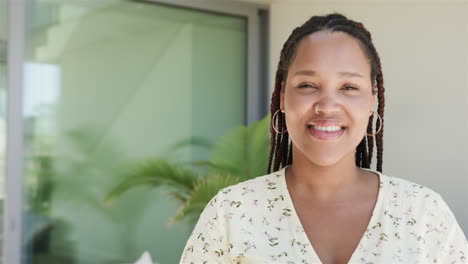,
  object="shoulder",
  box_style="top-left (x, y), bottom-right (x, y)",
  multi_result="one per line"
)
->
top-left (379, 172), bottom-right (455, 222)
top-left (381, 173), bottom-right (442, 201)
top-left (215, 170), bottom-right (284, 201)
top-left (377, 173), bottom-right (468, 261)
top-left (203, 170), bottom-right (286, 218)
